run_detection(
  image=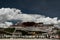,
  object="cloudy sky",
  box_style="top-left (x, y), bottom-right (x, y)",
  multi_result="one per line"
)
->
top-left (0, 0), bottom-right (60, 18)
top-left (0, 0), bottom-right (60, 28)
